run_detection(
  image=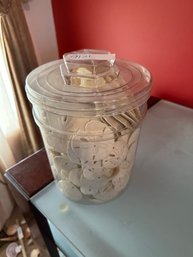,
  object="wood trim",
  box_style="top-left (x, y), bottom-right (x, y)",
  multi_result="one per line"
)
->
top-left (4, 148), bottom-right (53, 199)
